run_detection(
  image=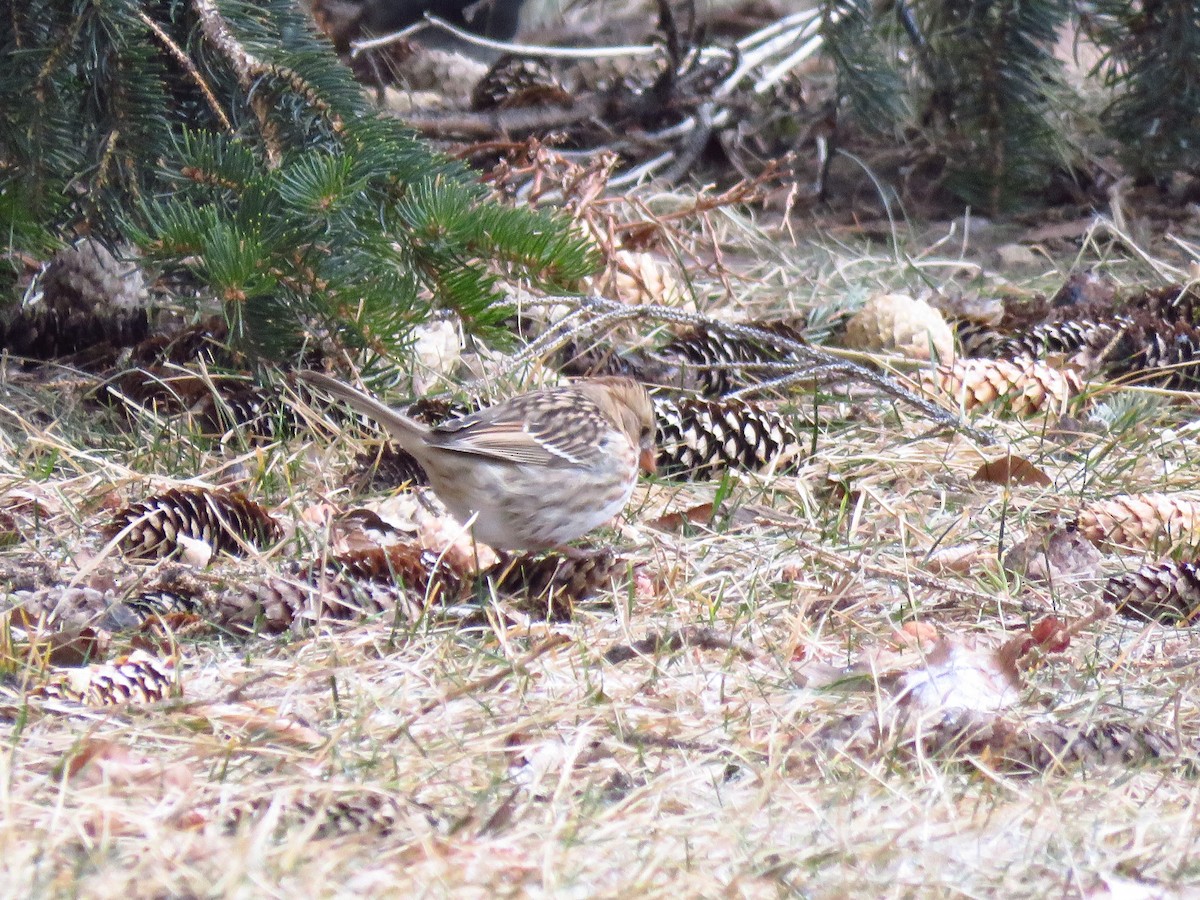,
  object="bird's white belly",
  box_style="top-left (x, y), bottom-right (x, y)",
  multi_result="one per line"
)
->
top-left (437, 457), bottom-right (635, 550)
